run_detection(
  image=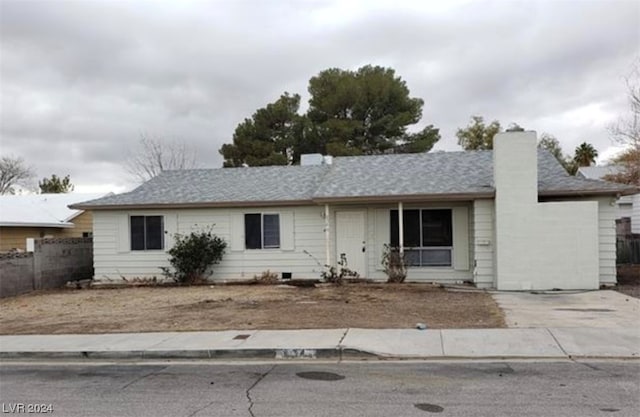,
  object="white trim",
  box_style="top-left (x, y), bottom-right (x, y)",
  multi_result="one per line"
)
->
top-left (324, 204), bottom-right (331, 266)
top-left (0, 222), bottom-right (75, 228)
top-left (63, 209), bottom-right (86, 223)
